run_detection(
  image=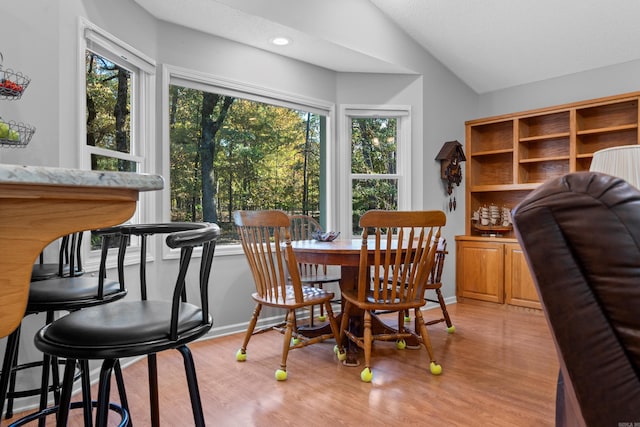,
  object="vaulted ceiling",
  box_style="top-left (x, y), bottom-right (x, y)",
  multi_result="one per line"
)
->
top-left (133, 0), bottom-right (640, 93)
